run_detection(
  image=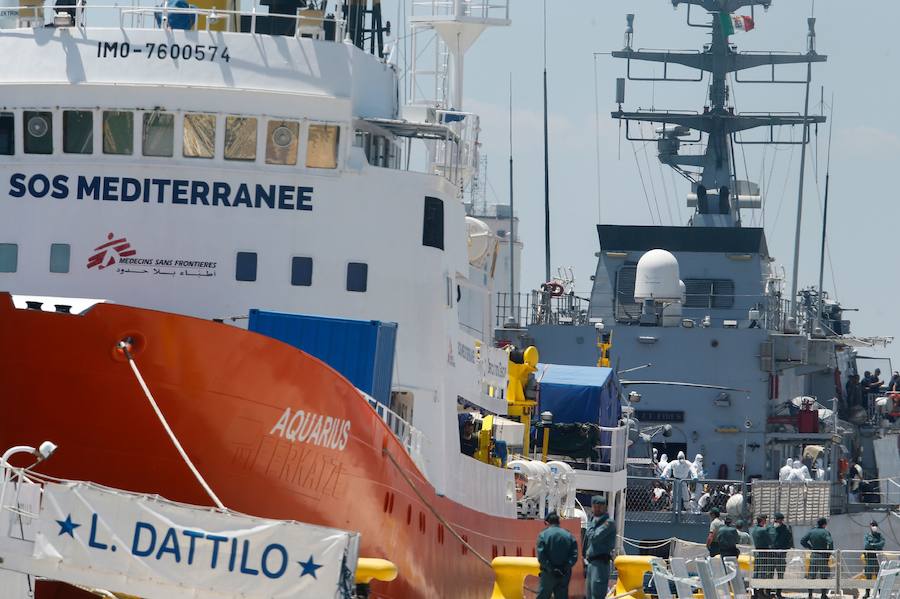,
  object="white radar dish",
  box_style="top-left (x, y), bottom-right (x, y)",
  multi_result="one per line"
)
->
top-left (465, 217), bottom-right (493, 266)
top-left (634, 249), bottom-right (681, 301)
